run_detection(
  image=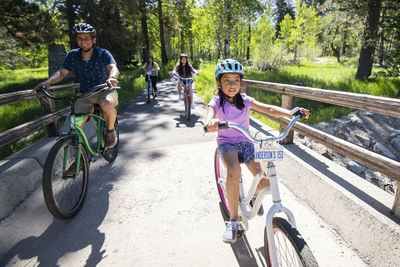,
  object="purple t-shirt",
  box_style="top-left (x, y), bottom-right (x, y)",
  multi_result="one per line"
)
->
top-left (208, 94), bottom-right (254, 145)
